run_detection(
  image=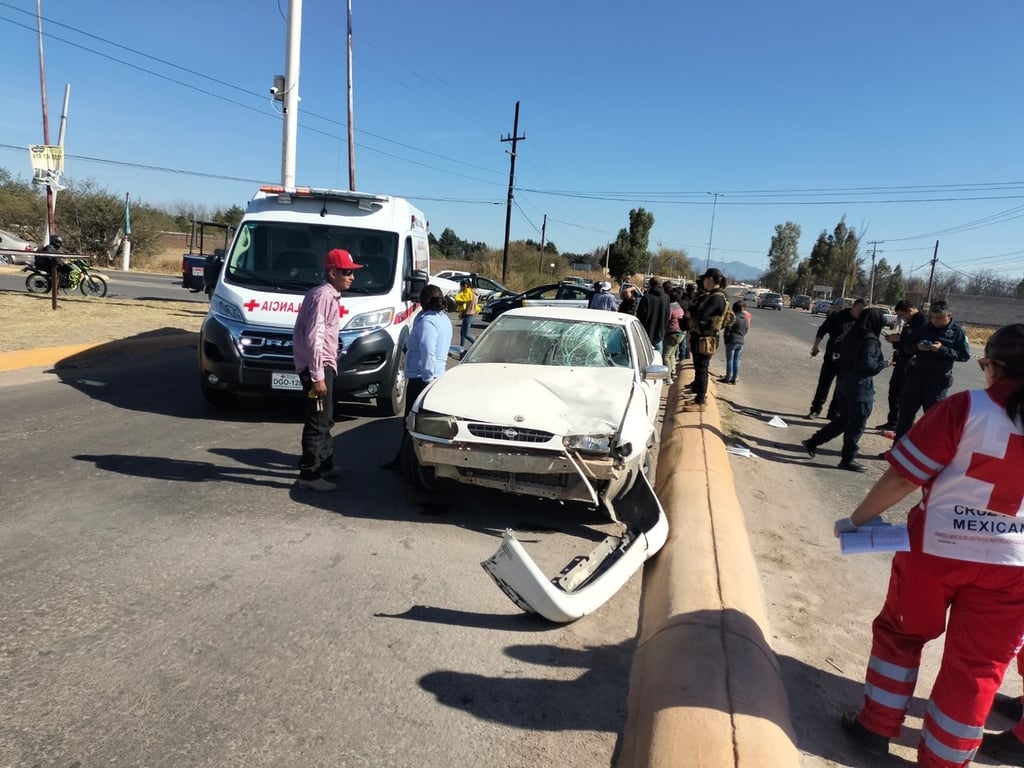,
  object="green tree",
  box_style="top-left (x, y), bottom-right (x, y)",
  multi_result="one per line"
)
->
top-left (805, 217), bottom-right (862, 297)
top-left (883, 264), bottom-right (905, 305)
top-left (869, 257), bottom-right (892, 303)
top-left (436, 227), bottom-right (462, 259)
top-left (650, 247), bottom-right (693, 280)
top-left (607, 208), bottom-right (654, 282)
top-left (762, 221), bottom-right (801, 292)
